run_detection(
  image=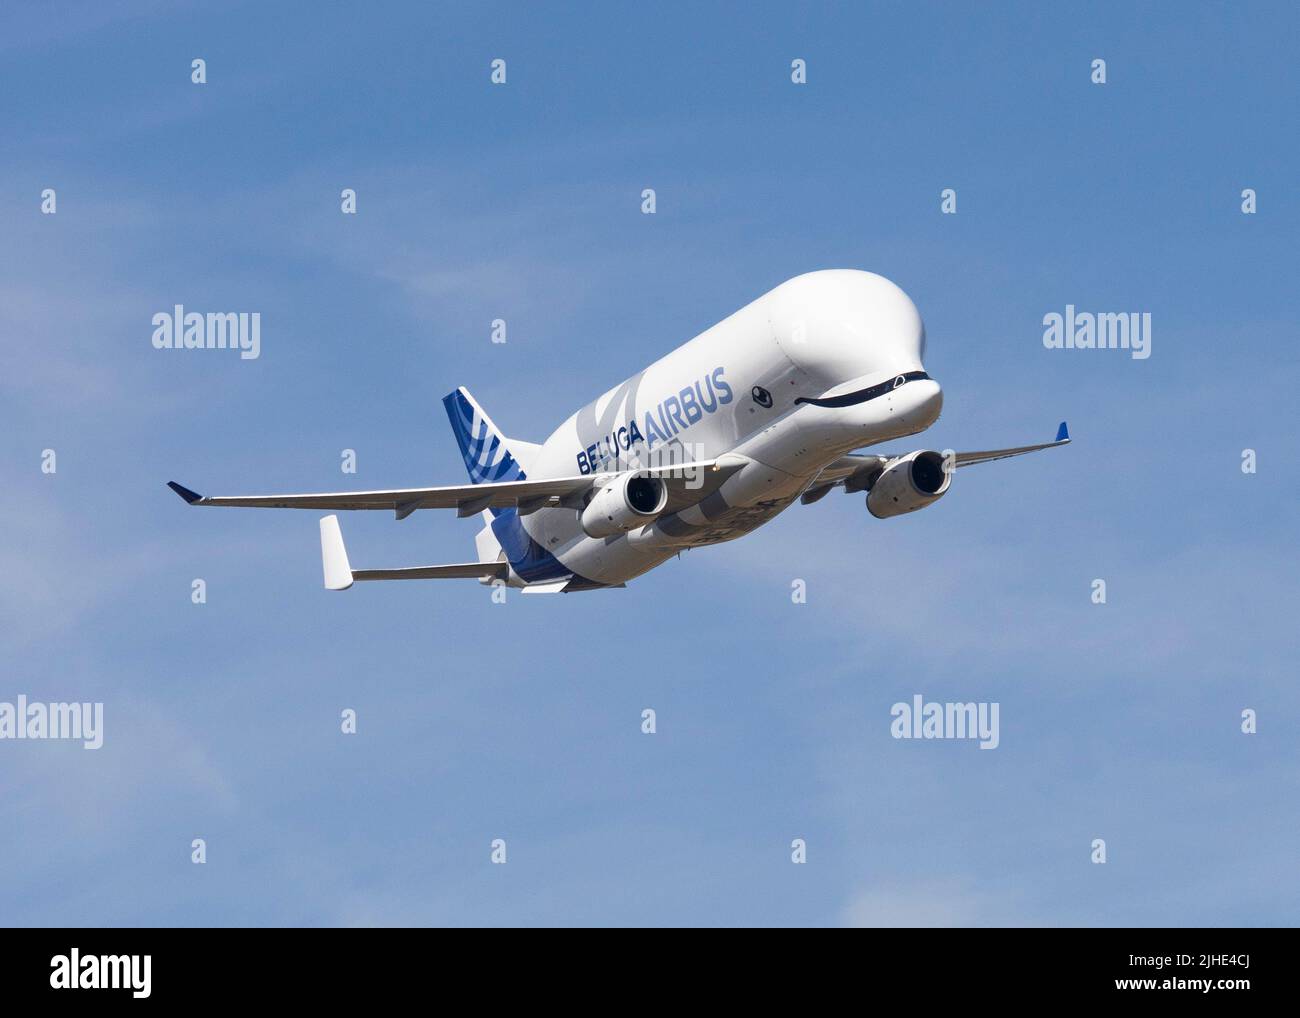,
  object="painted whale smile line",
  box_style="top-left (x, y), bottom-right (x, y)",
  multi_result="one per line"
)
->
top-left (795, 371), bottom-right (931, 408)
